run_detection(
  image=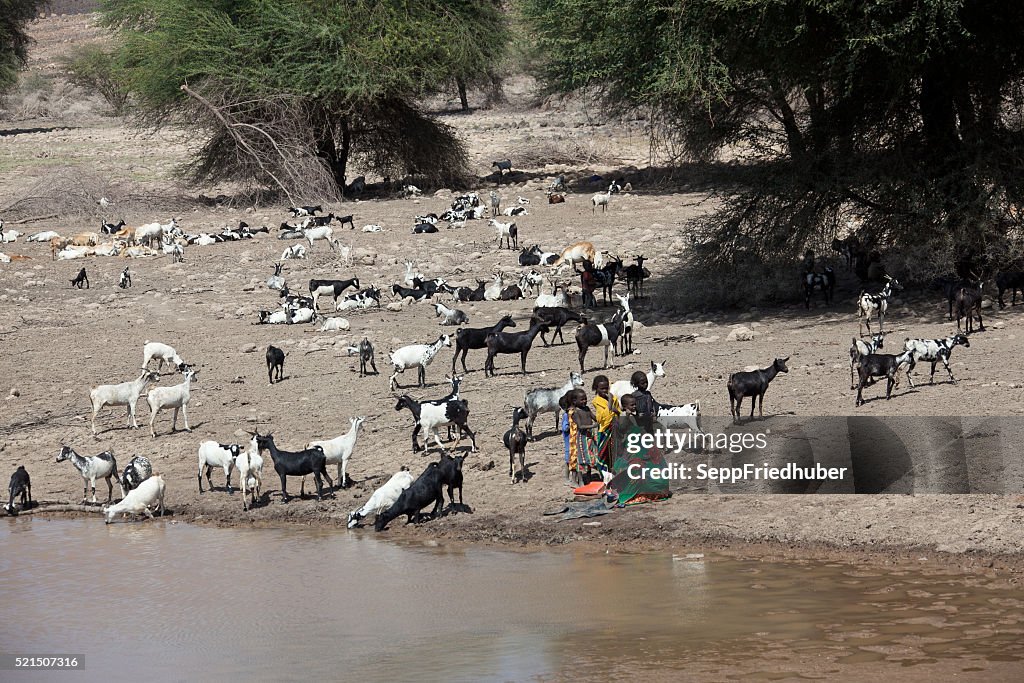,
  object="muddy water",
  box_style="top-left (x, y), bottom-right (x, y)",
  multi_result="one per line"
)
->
top-left (1, 519), bottom-right (1023, 682)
